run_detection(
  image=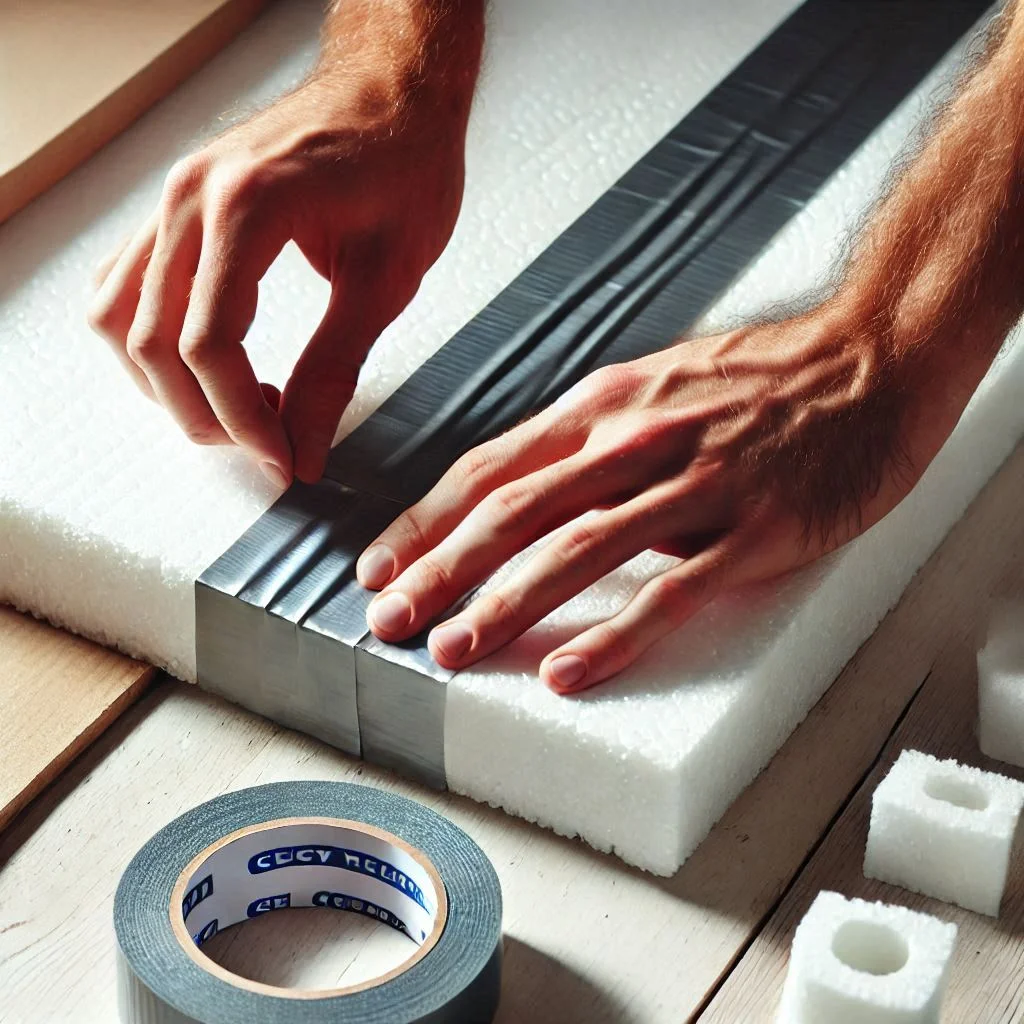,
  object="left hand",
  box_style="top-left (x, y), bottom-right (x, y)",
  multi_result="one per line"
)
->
top-left (356, 304), bottom-right (963, 693)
